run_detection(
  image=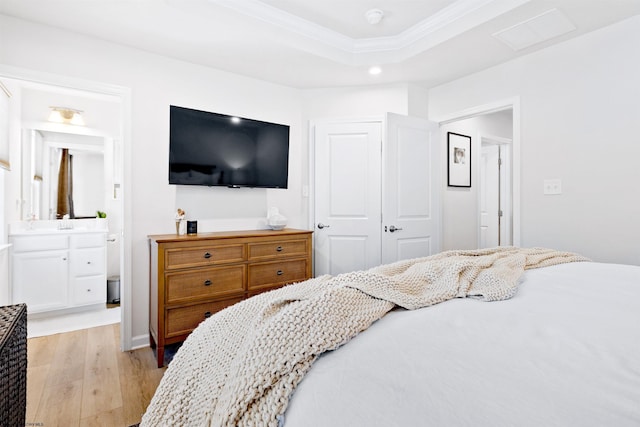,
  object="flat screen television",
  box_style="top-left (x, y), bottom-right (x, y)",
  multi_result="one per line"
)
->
top-left (169, 105), bottom-right (290, 188)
